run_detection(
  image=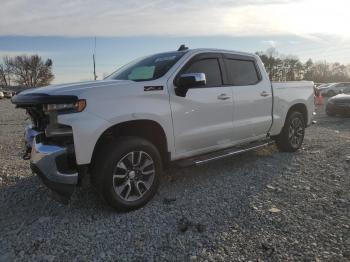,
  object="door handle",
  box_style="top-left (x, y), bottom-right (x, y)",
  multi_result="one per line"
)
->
top-left (260, 91), bottom-right (270, 97)
top-left (217, 93), bottom-right (231, 100)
